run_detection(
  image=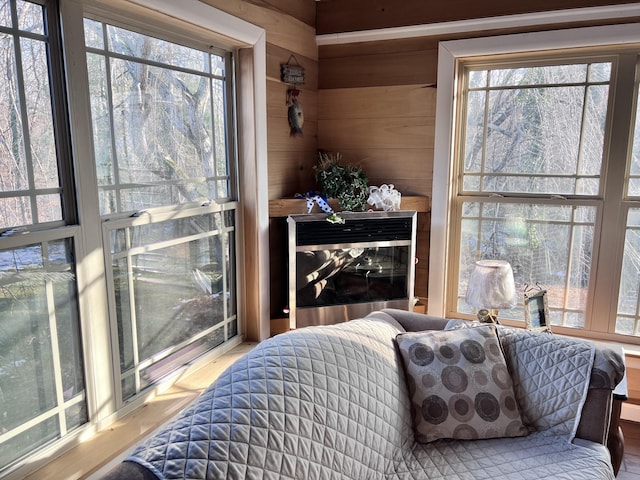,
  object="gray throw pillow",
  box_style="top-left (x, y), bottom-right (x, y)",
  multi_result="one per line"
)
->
top-left (396, 325), bottom-right (528, 443)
